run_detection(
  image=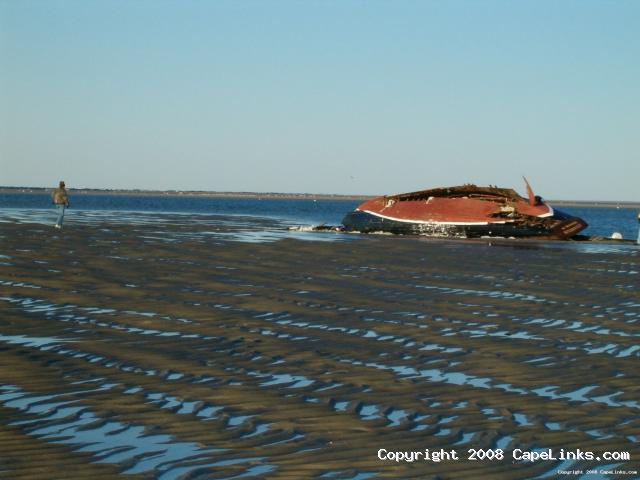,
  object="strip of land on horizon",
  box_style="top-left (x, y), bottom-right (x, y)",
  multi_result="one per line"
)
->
top-left (1, 186), bottom-right (639, 208)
